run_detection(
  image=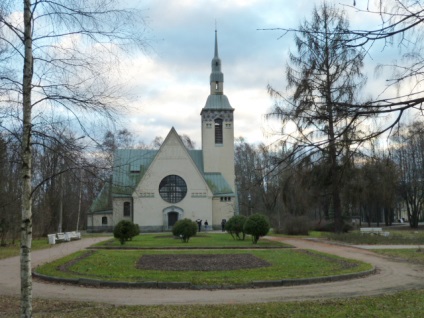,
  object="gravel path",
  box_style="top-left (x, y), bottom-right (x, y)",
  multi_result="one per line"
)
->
top-left (1, 236), bottom-right (424, 305)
